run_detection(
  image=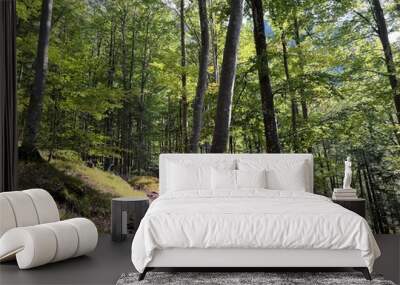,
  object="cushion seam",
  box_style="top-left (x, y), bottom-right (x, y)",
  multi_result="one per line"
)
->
top-left (2, 195), bottom-right (18, 227)
top-left (23, 193), bottom-right (41, 225)
top-left (64, 221), bottom-right (80, 257)
top-left (40, 225), bottom-right (59, 262)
